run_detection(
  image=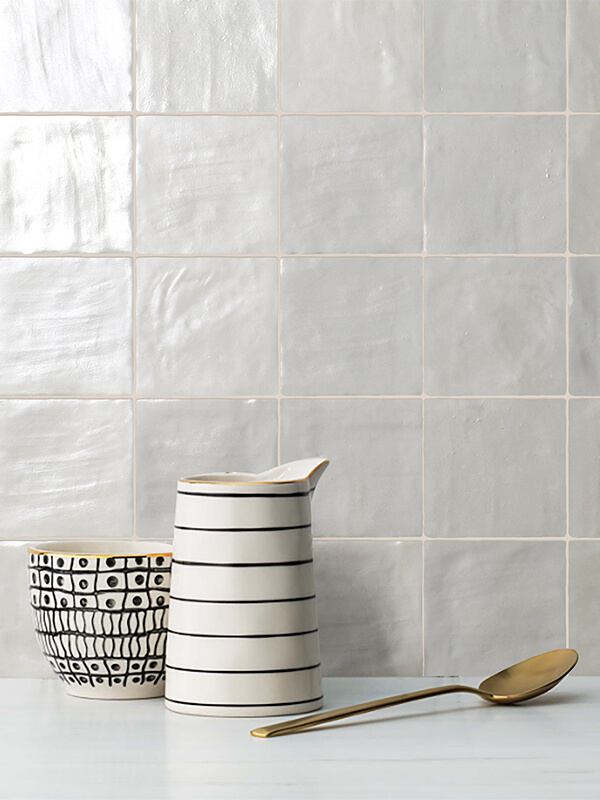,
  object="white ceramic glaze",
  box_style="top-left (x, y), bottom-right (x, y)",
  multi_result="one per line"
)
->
top-left (28, 540), bottom-right (172, 700)
top-left (165, 458), bottom-right (328, 717)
